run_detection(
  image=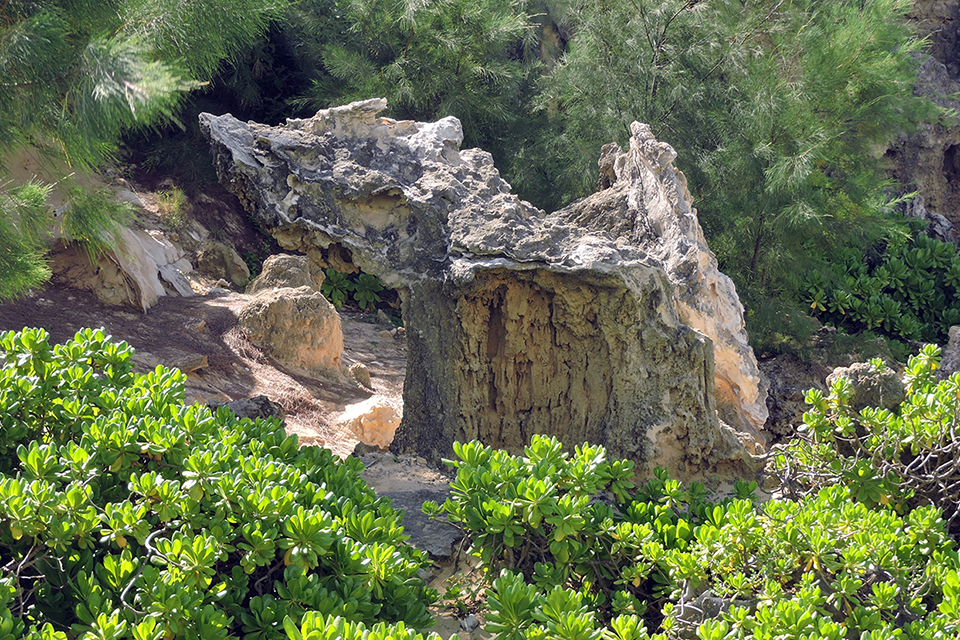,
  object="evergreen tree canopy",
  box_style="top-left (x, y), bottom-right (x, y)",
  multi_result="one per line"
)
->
top-left (0, 0), bottom-right (283, 298)
top-left (538, 0), bottom-right (938, 334)
top-left (288, 0), bottom-right (537, 148)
